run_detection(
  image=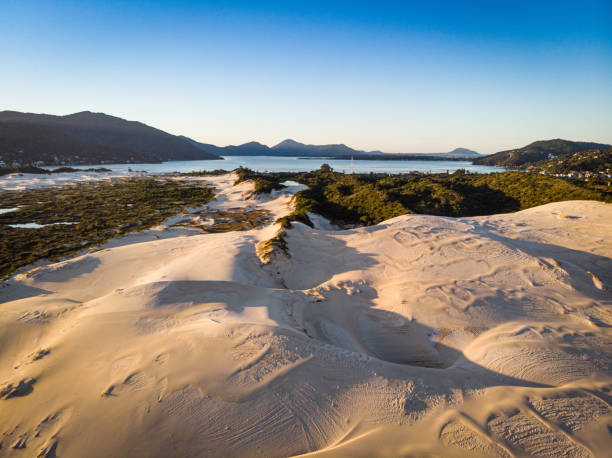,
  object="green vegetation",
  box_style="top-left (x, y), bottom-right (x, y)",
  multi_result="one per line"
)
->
top-left (179, 169), bottom-right (229, 176)
top-left (246, 165), bottom-right (611, 262)
top-left (5, 166), bottom-right (606, 276)
top-left (257, 231), bottom-right (289, 263)
top-left (0, 166), bottom-right (111, 176)
top-left (177, 207), bottom-right (271, 233)
top-left (525, 149), bottom-right (612, 175)
top-left (234, 167), bottom-right (295, 194)
top-left (0, 178), bottom-right (215, 278)
top-left (236, 165), bottom-right (612, 229)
